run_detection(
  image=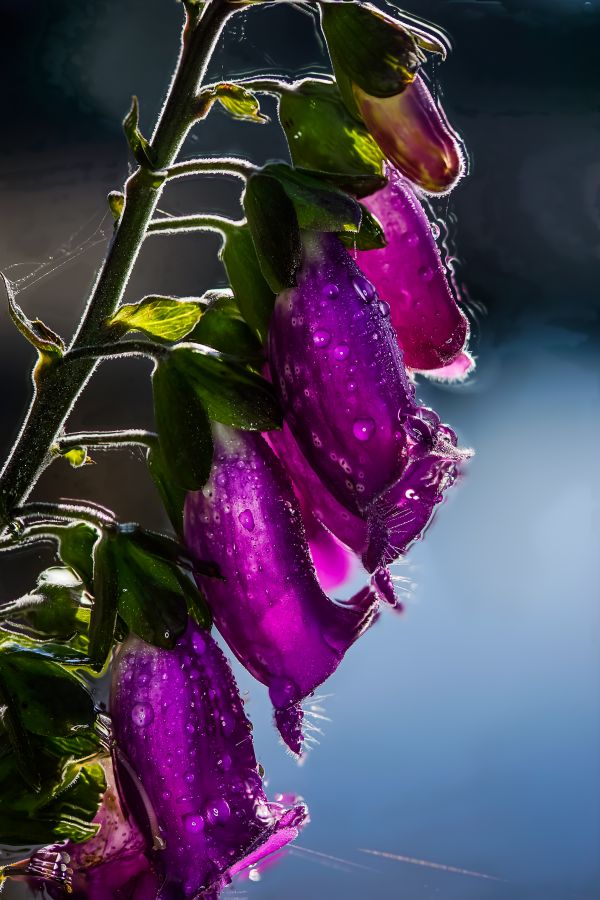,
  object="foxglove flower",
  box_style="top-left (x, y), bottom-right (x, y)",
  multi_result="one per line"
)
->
top-left (8, 762), bottom-right (157, 899)
top-left (268, 232), bottom-right (468, 572)
top-left (184, 427), bottom-right (378, 753)
top-left (111, 620), bottom-right (307, 898)
top-left (356, 168), bottom-right (469, 370)
top-left (354, 74), bottom-right (464, 194)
